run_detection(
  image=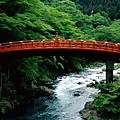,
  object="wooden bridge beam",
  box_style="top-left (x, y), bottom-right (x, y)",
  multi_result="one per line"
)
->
top-left (106, 61), bottom-right (114, 84)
